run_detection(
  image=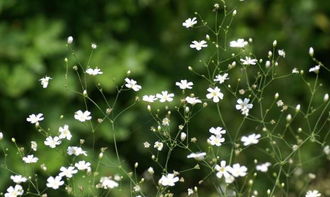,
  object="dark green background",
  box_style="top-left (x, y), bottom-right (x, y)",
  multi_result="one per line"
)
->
top-left (0, 0), bottom-right (330, 196)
